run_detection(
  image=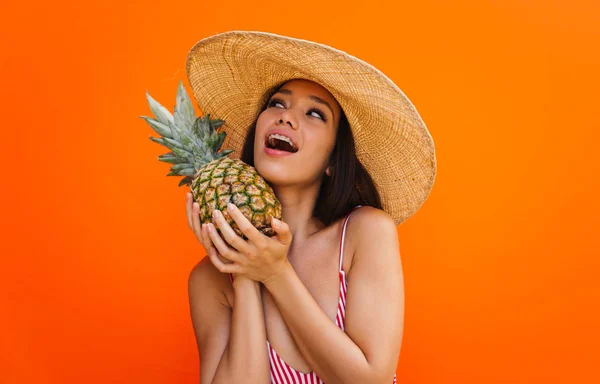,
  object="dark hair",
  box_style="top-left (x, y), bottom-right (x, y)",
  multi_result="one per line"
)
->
top-left (241, 82), bottom-right (382, 226)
